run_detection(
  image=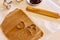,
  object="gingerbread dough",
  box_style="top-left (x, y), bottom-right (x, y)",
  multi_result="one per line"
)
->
top-left (1, 8), bottom-right (43, 40)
